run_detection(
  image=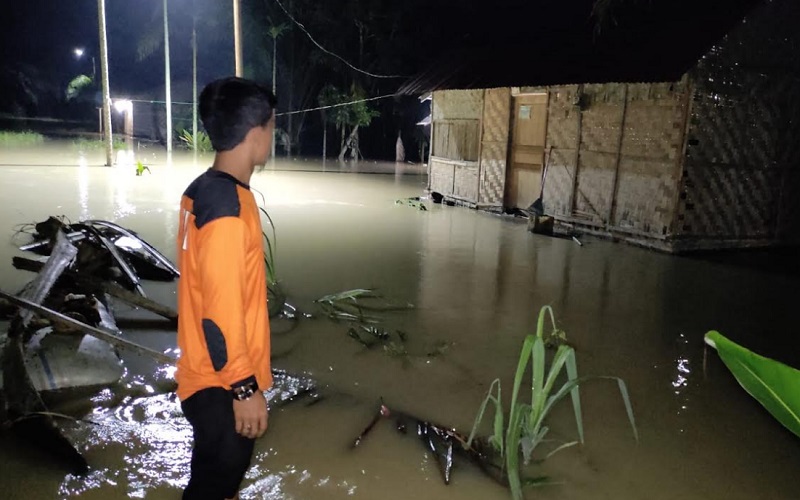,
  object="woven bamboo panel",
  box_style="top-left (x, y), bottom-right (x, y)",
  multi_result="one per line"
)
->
top-left (454, 165), bottom-right (479, 201)
top-left (580, 102), bottom-right (622, 154)
top-left (676, 163), bottom-right (780, 238)
top-left (686, 91), bottom-right (778, 167)
top-left (620, 100), bottom-right (685, 160)
top-left (542, 147), bottom-right (575, 216)
top-left (545, 86), bottom-right (580, 149)
top-left (611, 91), bottom-right (686, 233)
top-left (677, 75), bottom-right (800, 239)
top-left (674, 0), bottom-right (800, 244)
top-left (573, 97), bottom-right (625, 220)
top-left (574, 152), bottom-right (616, 220)
top-left (541, 82), bottom-right (686, 232)
top-left (480, 143), bottom-right (508, 205)
top-left (613, 158), bottom-right (680, 233)
top-left (432, 90), bottom-right (484, 121)
top-left (429, 159), bottom-right (455, 195)
top-left (479, 88), bottom-right (511, 205)
top-left (541, 88), bottom-right (580, 216)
